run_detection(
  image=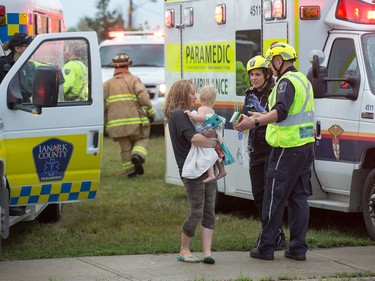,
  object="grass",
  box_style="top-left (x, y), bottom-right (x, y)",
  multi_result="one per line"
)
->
top-left (1, 130), bottom-right (375, 261)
